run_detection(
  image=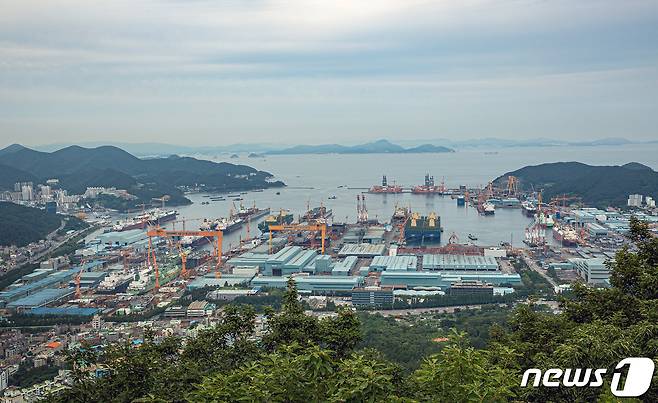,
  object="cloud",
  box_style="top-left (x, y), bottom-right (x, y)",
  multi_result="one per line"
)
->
top-left (0, 0), bottom-right (657, 144)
